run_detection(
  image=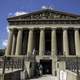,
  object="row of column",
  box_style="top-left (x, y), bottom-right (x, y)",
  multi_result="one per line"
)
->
top-left (39, 28), bottom-right (80, 56)
top-left (5, 28), bottom-right (80, 56)
top-left (63, 28), bottom-right (80, 56)
top-left (5, 29), bottom-right (23, 56)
